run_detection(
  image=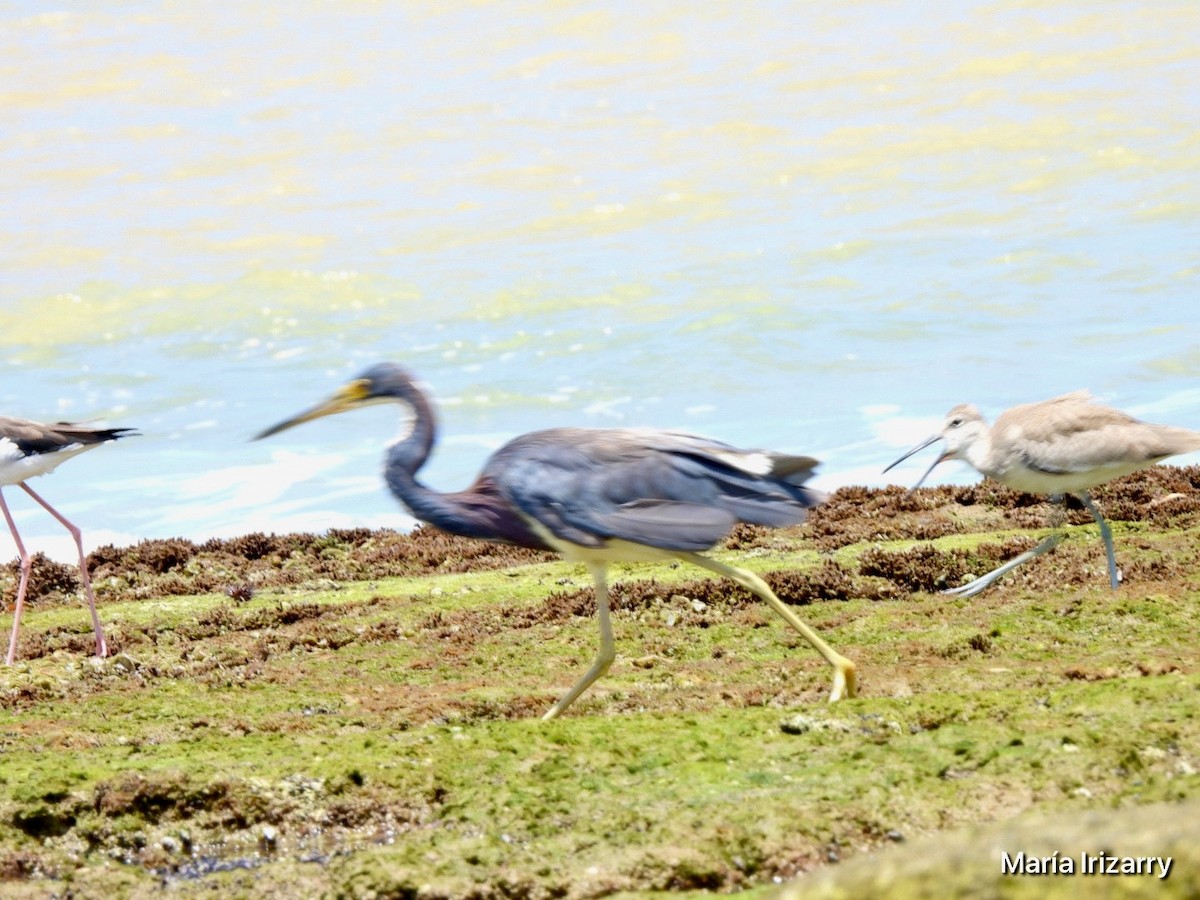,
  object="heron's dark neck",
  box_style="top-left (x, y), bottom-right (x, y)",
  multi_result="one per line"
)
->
top-left (382, 384), bottom-right (445, 516)
top-left (382, 387), bottom-right (506, 541)
top-left (383, 379), bottom-right (437, 477)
